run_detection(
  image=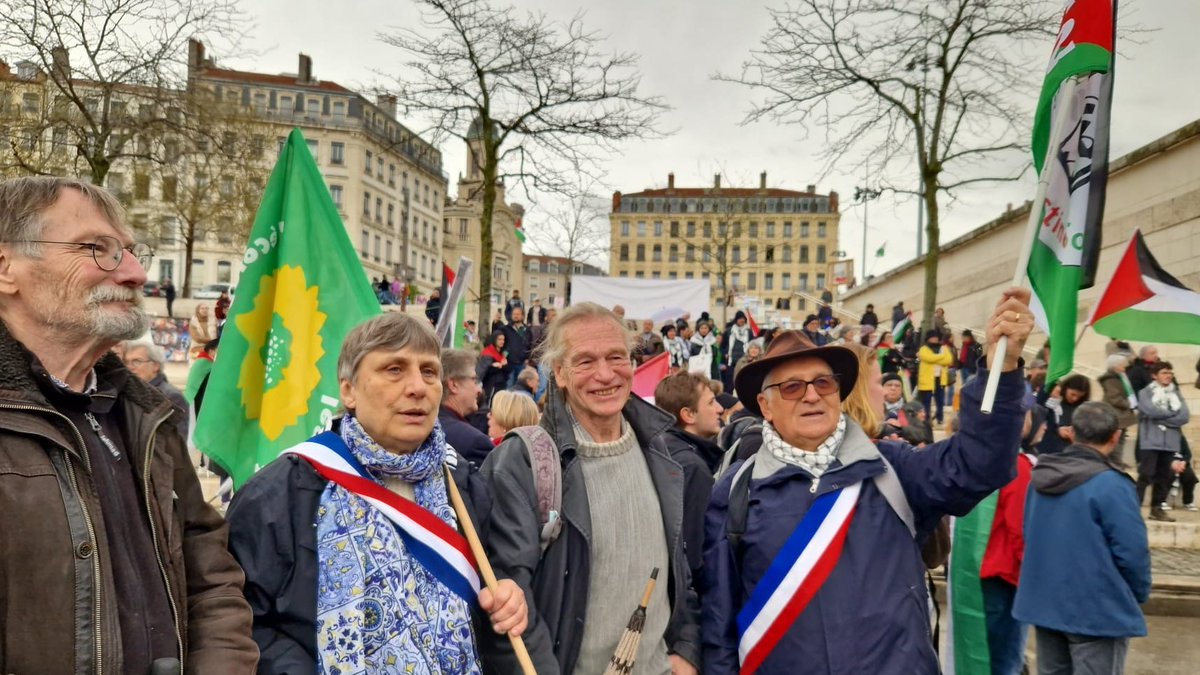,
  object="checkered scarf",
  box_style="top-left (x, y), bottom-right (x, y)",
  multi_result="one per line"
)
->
top-left (762, 414), bottom-right (847, 478)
